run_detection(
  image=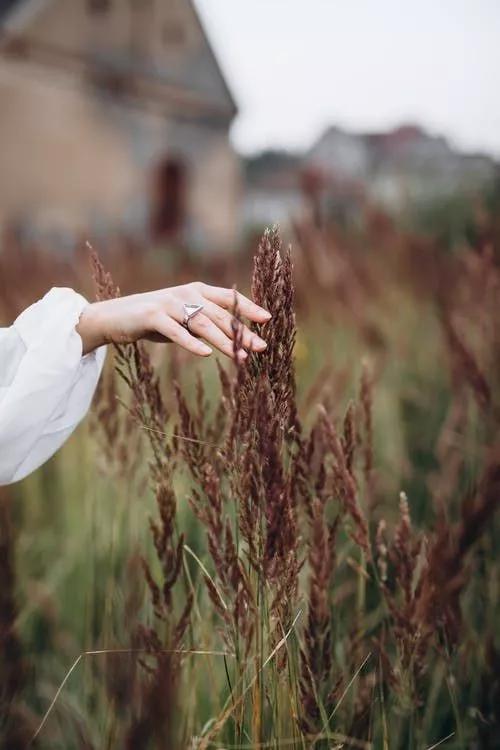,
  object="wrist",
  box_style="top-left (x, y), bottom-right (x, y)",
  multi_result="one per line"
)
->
top-left (76, 302), bottom-right (108, 355)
